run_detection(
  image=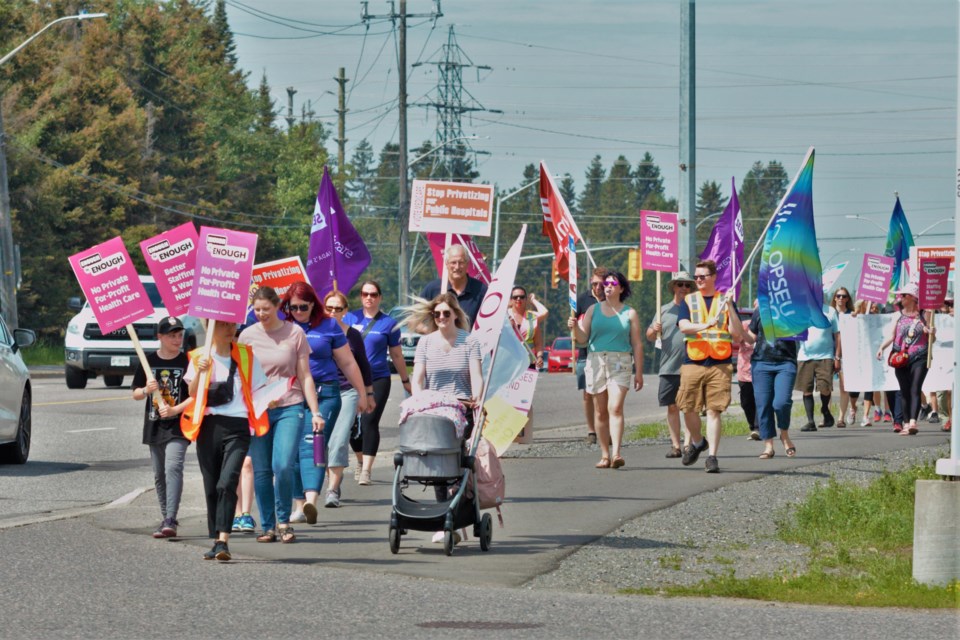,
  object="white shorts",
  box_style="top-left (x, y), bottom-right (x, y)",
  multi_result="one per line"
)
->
top-left (584, 351), bottom-right (633, 394)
